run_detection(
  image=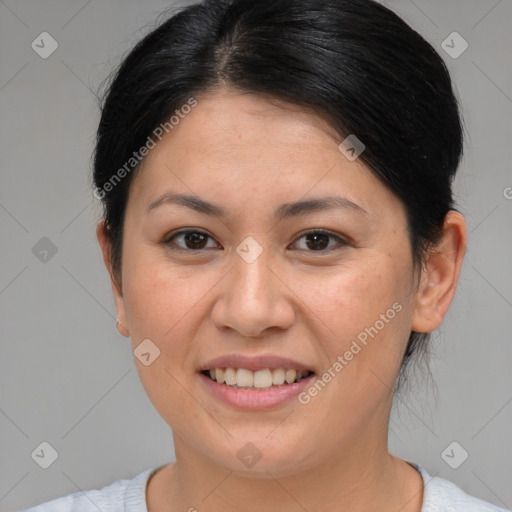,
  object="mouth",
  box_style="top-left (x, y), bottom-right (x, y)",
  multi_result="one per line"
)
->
top-left (200, 367), bottom-right (315, 390)
top-left (198, 366), bottom-right (316, 409)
